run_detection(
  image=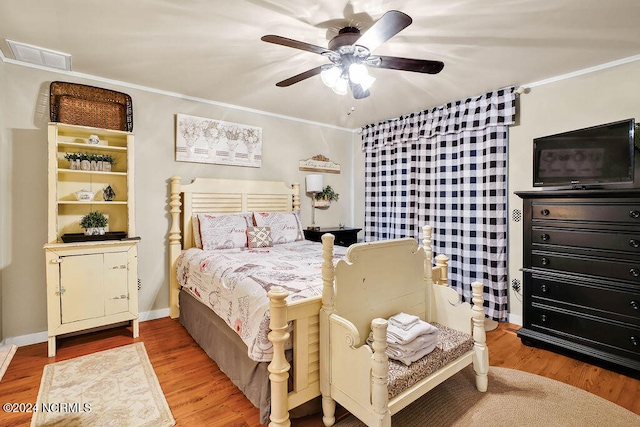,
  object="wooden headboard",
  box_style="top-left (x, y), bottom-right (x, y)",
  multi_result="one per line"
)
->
top-left (168, 176), bottom-right (301, 318)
